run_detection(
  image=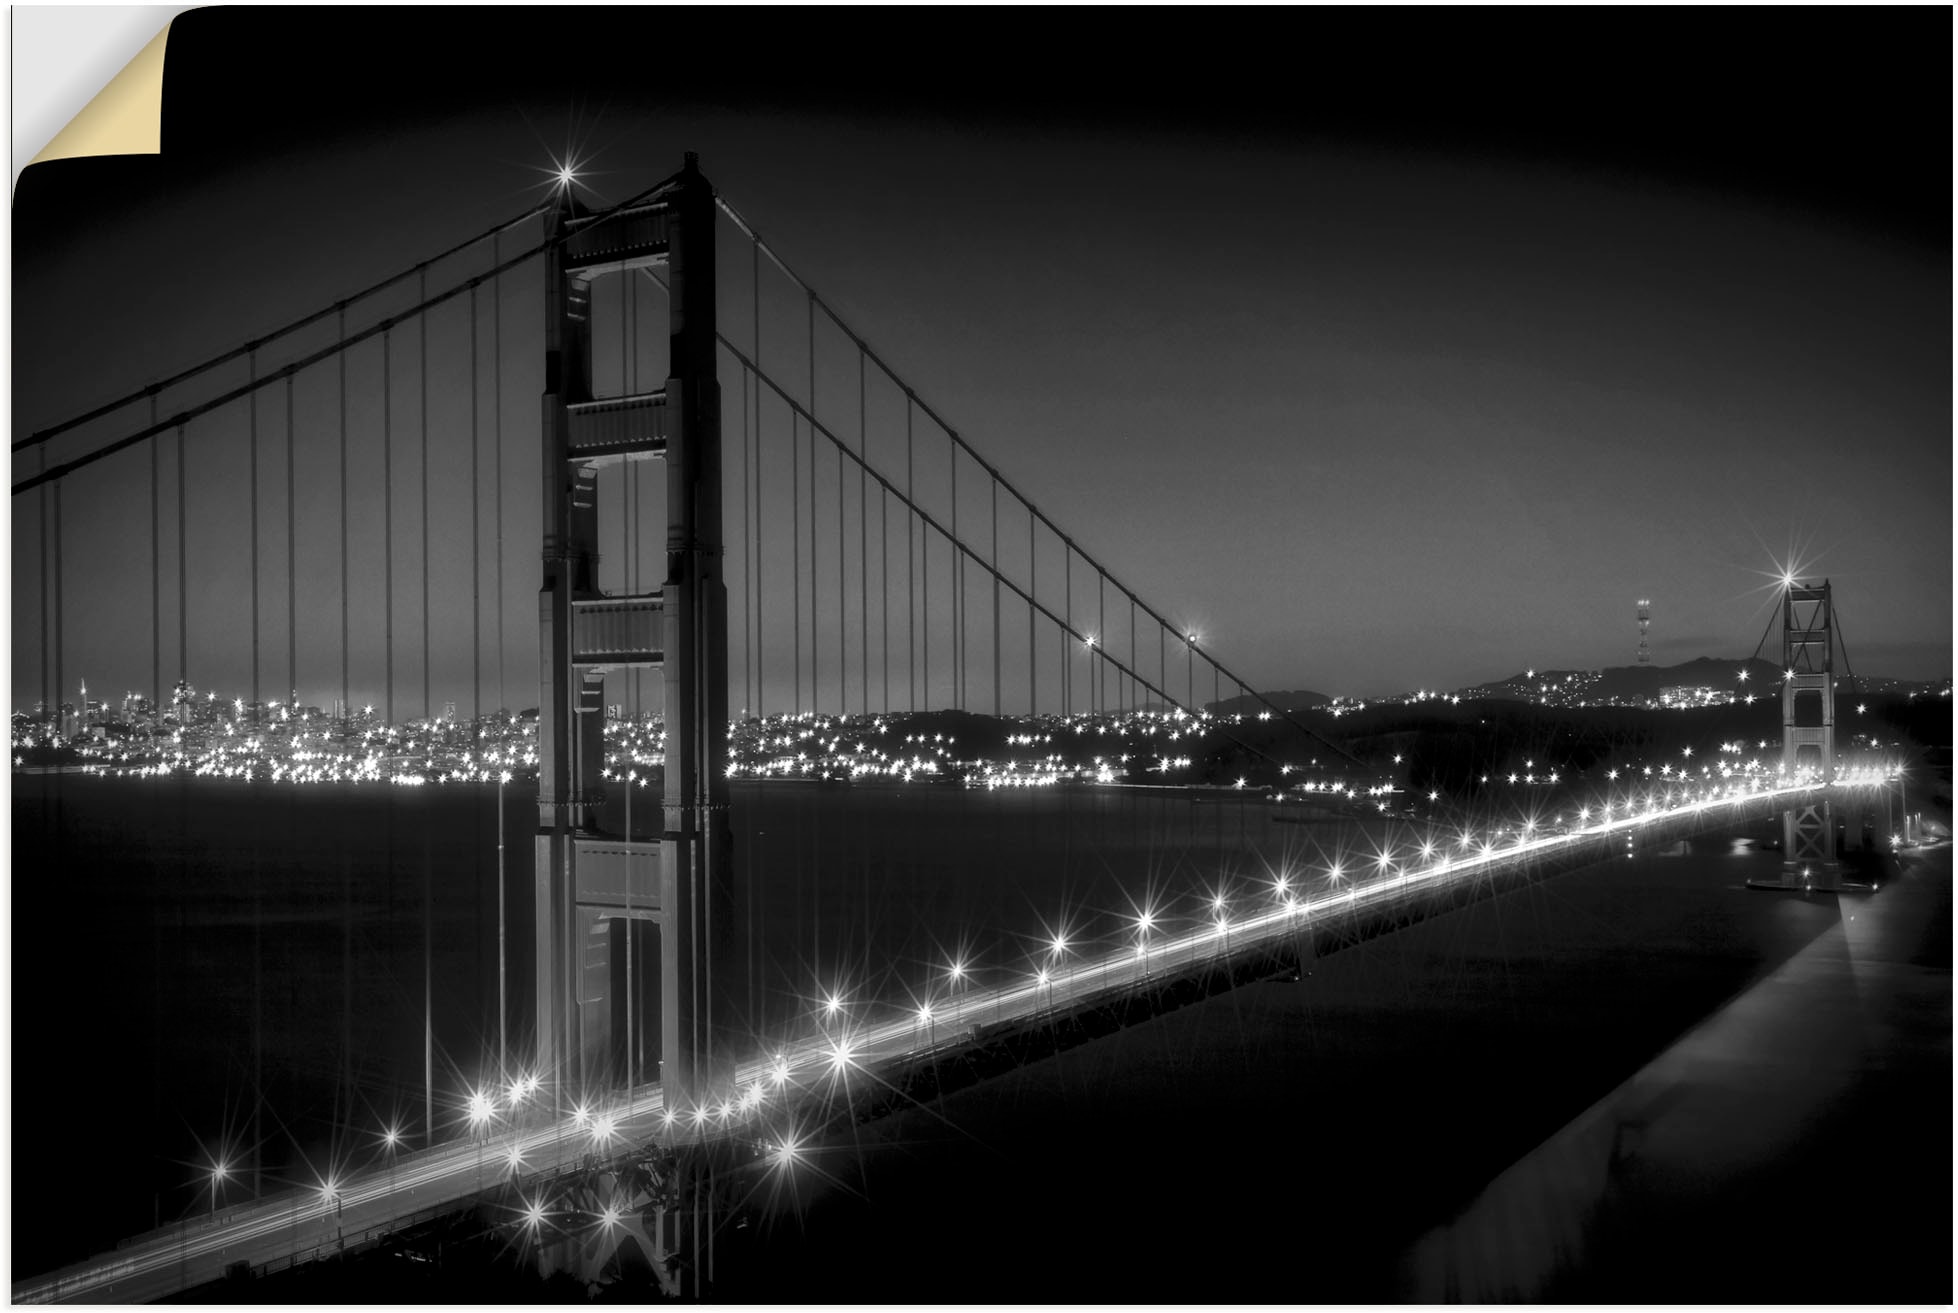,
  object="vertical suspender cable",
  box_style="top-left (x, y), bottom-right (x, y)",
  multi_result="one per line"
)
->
top-left (943, 444), bottom-right (951, 712)
top-left (39, 451), bottom-right (49, 722)
top-left (150, 393), bottom-right (161, 713)
top-left (492, 231), bottom-right (506, 1080)
top-left (470, 278), bottom-right (486, 1071)
top-left (177, 423), bottom-right (187, 688)
top-left (249, 350), bottom-right (260, 719)
top-left (752, 371), bottom-right (763, 722)
top-left (809, 421), bottom-right (818, 715)
top-left (741, 362), bottom-right (752, 720)
top-left (859, 352), bottom-right (868, 717)
top-left (418, 263), bottom-right (433, 1150)
top-left (339, 307), bottom-right (349, 724)
top-left (809, 293), bottom-right (819, 715)
top-left (282, 369), bottom-right (301, 1208)
top-left (494, 231), bottom-right (505, 717)
top-left (337, 314), bottom-right (354, 1171)
top-left (752, 232), bottom-right (763, 724)
top-left (420, 267), bottom-right (431, 724)
top-left (837, 398), bottom-right (844, 714)
top-left (881, 476), bottom-right (892, 718)
top-left (52, 480), bottom-right (62, 732)
top-left (383, 327), bottom-right (395, 725)
top-left (749, 363), bottom-right (763, 1028)
top-left (793, 414), bottom-right (801, 713)
top-left (1028, 512), bottom-right (1035, 715)
top-left (471, 283), bottom-right (481, 729)
top-left (992, 479), bottom-right (1000, 717)
top-left (986, 477), bottom-right (1002, 712)
top-left (909, 398), bottom-right (918, 710)
top-left (286, 377), bottom-right (296, 710)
